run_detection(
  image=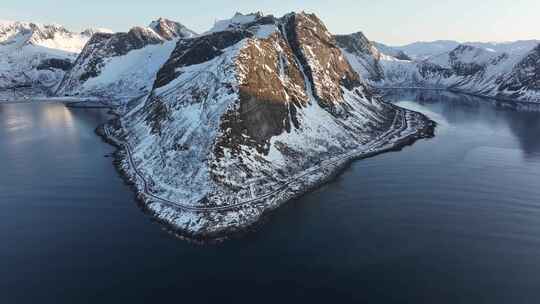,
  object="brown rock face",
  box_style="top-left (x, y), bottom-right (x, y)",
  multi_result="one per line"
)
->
top-left (215, 12), bottom-right (369, 156)
top-left (284, 13), bottom-right (362, 111)
top-left (216, 32), bottom-right (309, 155)
top-left (237, 33), bottom-right (307, 107)
top-left (149, 18), bottom-right (195, 40)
